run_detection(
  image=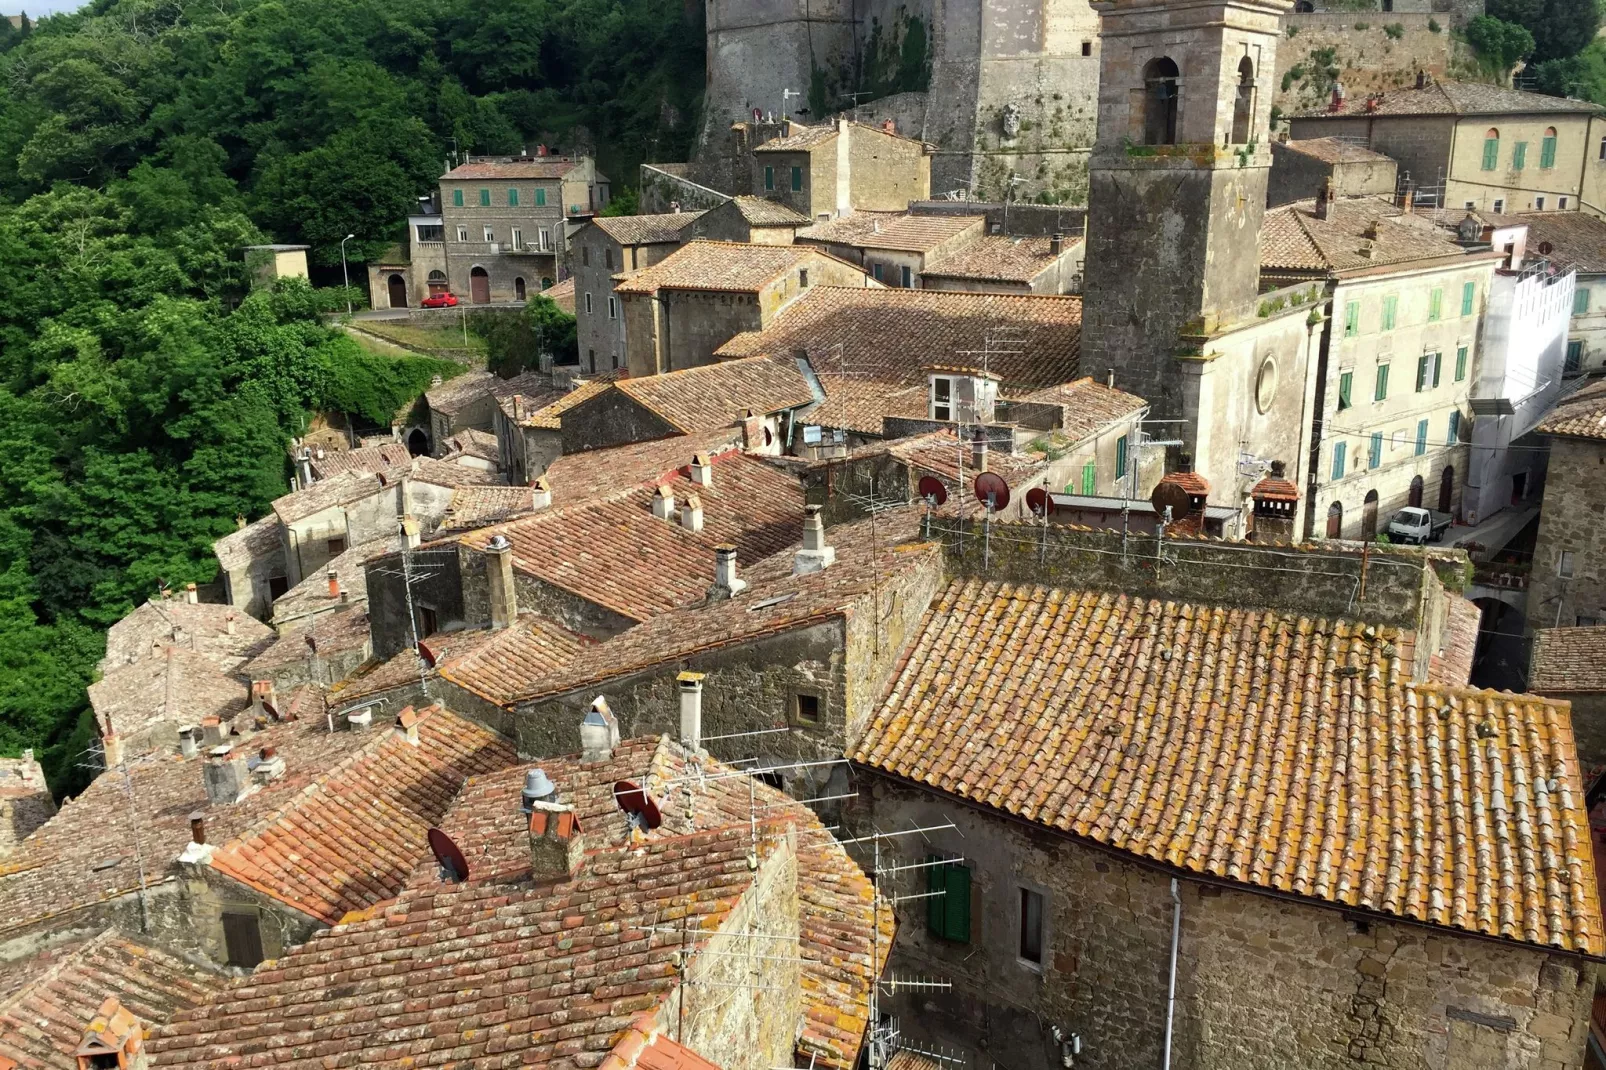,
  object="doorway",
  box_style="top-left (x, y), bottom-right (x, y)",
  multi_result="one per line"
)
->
top-left (1362, 491), bottom-right (1379, 539)
top-left (406, 428), bottom-right (429, 456)
top-left (1439, 466), bottom-right (1455, 514)
top-left (1511, 471), bottom-right (1527, 503)
top-left (387, 273), bottom-right (407, 309)
top-left (515, 276), bottom-right (527, 301)
top-left (470, 266), bottom-right (490, 304)
top-left (1408, 475), bottom-right (1425, 508)
top-left (1326, 501), bottom-right (1343, 538)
